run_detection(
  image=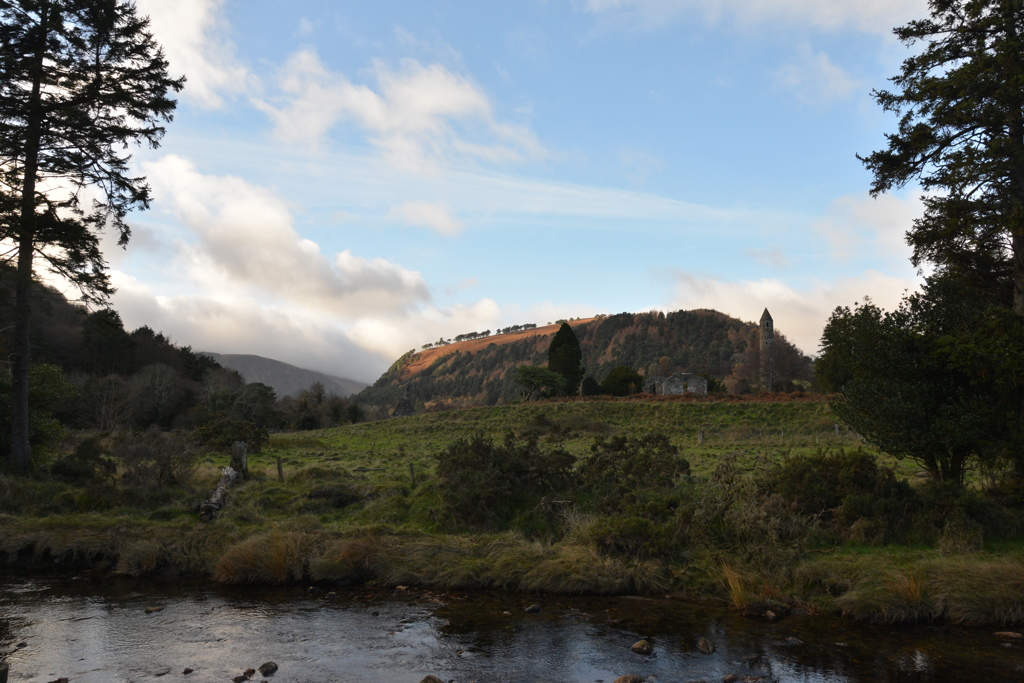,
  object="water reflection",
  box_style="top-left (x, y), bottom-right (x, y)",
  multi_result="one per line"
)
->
top-left (0, 576), bottom-right (1021, 682)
